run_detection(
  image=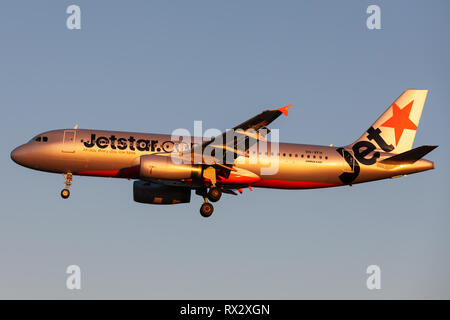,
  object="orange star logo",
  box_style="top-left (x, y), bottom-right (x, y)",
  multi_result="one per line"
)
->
top-left (380, 100), bottom-right (417, 146)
